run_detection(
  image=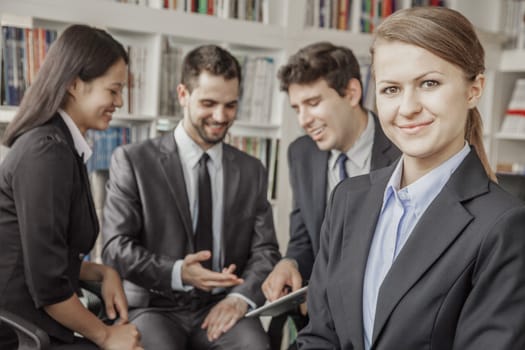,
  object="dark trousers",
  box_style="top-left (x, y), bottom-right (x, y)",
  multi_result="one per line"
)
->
top-left (267, 309), bottom-right (308, 350)
top-left (129, 293), bottom-right (270, 350)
